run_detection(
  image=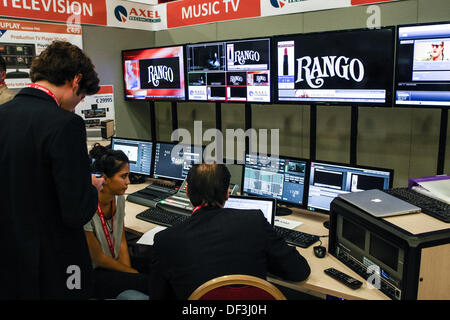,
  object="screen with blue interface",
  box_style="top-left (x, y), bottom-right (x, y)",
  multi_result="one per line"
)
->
top-left (242, 154), bottom-right (308, 207)
top-left (307, 161), bottom-right (393, 212)
top-left (153, 142), bottom-right (202, 181)
top-left (111, 137), bottom-right (152, 176)
top-left (396, 22), bottom-right (450, 107)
